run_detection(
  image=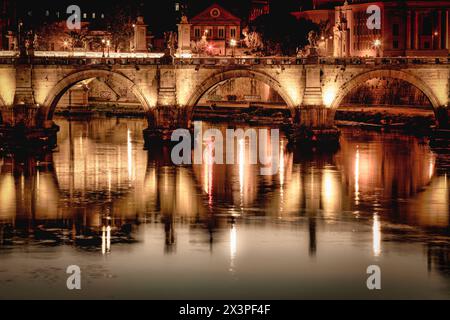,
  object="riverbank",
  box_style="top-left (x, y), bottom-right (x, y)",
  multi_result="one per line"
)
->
top-left (335, 105), bottom-right (436, 134)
